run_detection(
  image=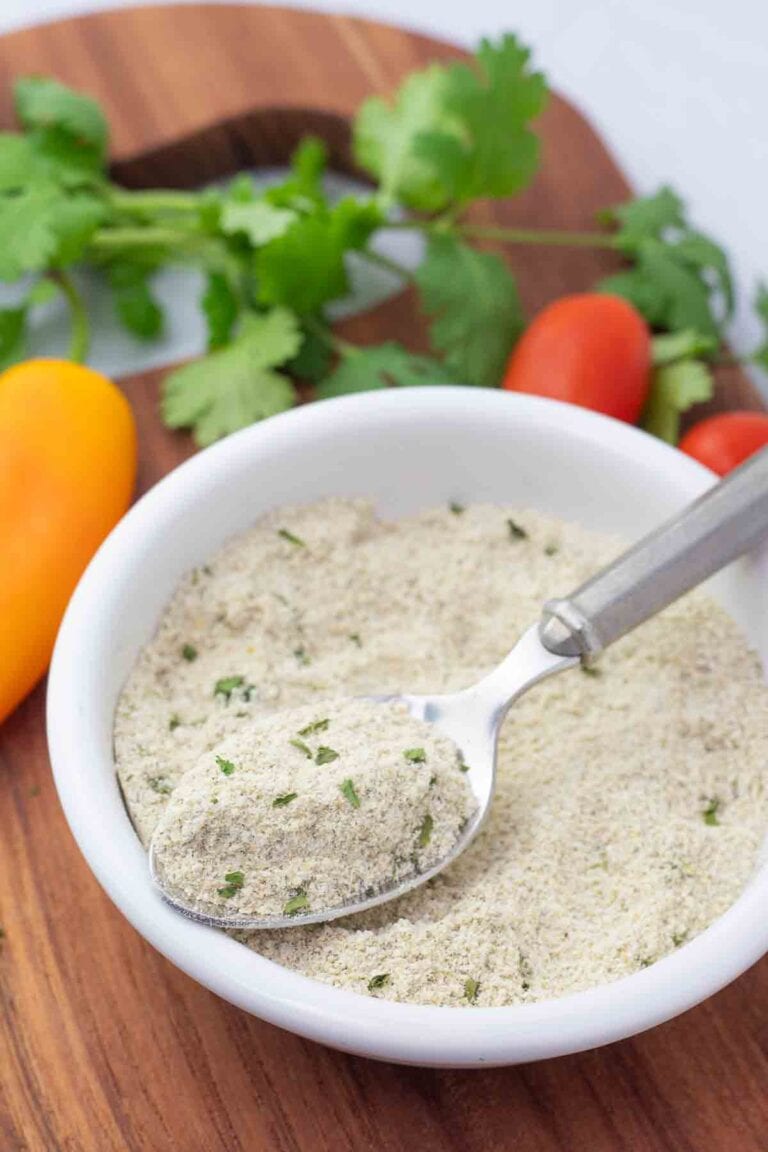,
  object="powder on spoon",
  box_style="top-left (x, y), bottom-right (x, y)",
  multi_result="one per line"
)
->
top-left (150, 698), bottom-right (475, 919)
